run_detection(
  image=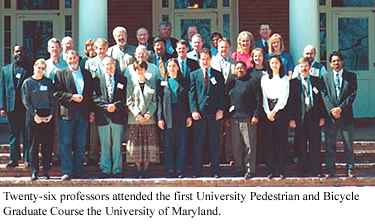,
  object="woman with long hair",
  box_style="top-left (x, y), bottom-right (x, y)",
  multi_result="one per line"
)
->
top-left (266, 33), bottom-right (294, 79)
top-left (231, 31), bottom-right (255, 70)
top-left (157, 58), bottom-right (192, 178)
top-left (260, 55), bottom-right (289, 178)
